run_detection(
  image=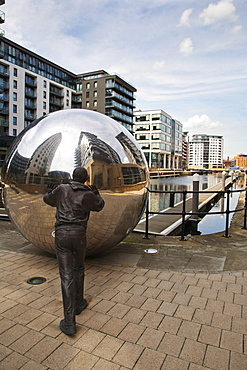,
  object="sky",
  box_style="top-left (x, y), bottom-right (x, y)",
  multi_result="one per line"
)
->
top-left (3, 0), bottom-right (247, 158)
